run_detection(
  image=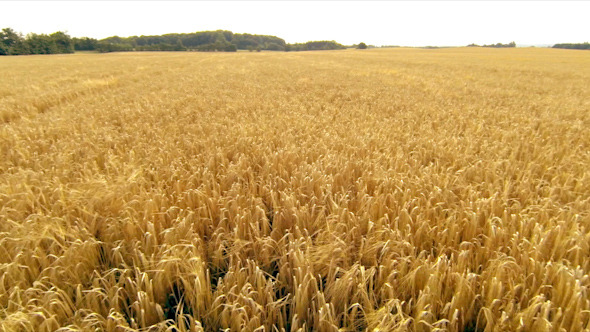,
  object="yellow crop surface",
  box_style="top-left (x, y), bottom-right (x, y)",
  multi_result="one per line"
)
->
top-left (1, 48), bottom-right (589, 331)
